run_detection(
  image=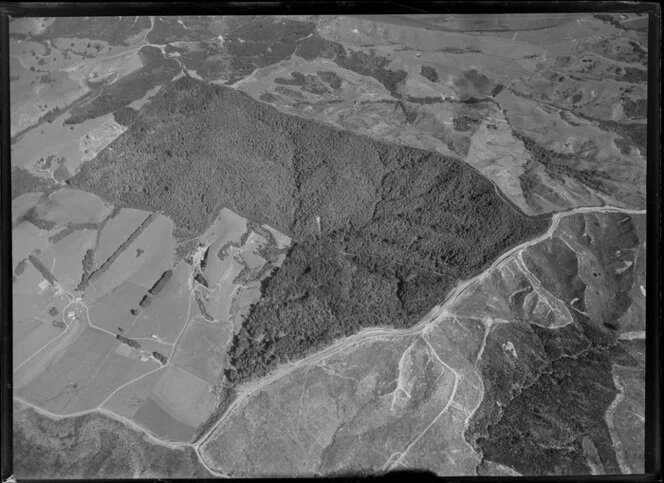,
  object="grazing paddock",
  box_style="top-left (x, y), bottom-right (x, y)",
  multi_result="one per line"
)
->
top-left (35, 188), bottom-right (112, 225)
top-left (13, 318), bottom-right (64, 369)
top-left (149, 365), bottom-right (218, 429)
top-left (87, 214), bottom-right (173, 299)
top-left (102, 367), bottom-right (166, 418)
top-left (126, 262), bottom-right (192, 343)
top-left (12, 223), bottom-right (53, 271)
top-left (15, 325), bottom-right (160, 414)
top-left (93, 208), bottom-right (150, 270)
top-left (125, 215), bottom-right (175, 288)
top-left (48, 228), bottom-right (97, 291)
top-left (88, 281), bottom-right (148, 333)
top-left (173, 319), bottom-right (231, 384)
top-left (11, 192), bottom-right (42, 223)
top-left (13, 317), bottom-right (43, 351)
top-left (133, 397), bottom-right (198, 443)
top-left (11, 112), bottom-right (124, 180)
